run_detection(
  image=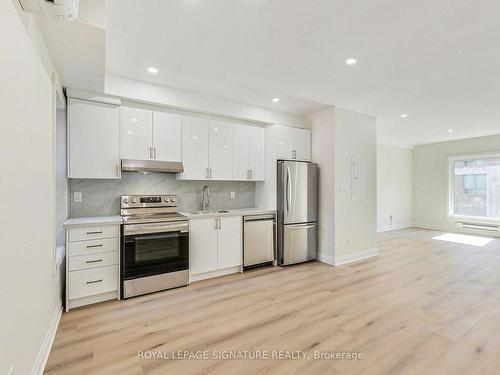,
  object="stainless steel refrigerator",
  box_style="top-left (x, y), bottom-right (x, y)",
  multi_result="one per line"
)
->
top-left (277, 160), bottom-right (318, 266)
